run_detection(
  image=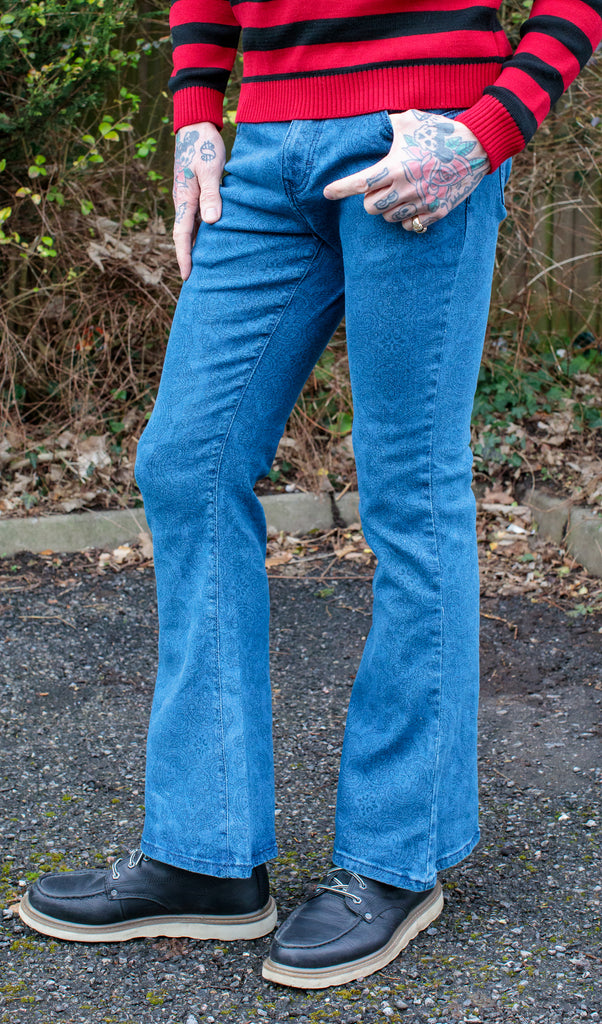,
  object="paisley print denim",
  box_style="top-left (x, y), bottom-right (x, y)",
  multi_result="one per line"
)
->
top-left (135, 114), bottom-right (510, 890)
